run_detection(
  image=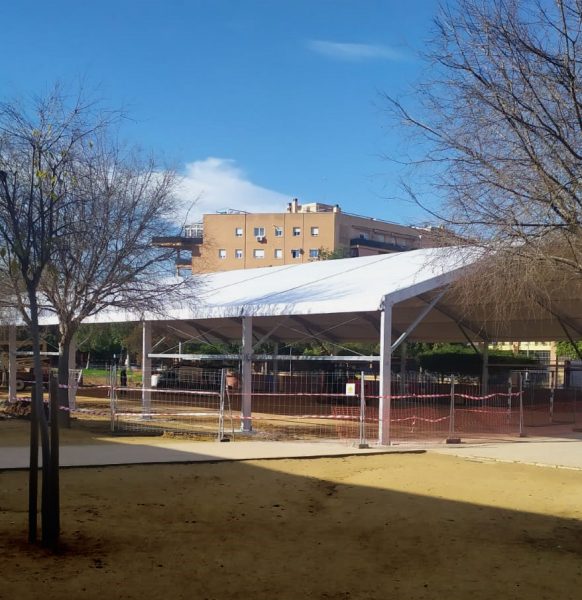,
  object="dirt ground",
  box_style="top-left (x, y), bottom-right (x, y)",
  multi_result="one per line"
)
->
top-left (1, 418), bottom-right (582, 599)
